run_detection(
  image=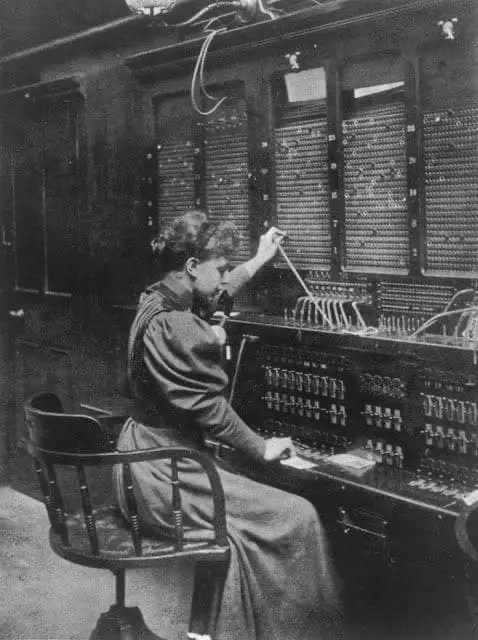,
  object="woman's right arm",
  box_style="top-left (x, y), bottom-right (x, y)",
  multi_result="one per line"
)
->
top-left (143, 311), bottom-right (294, 462)
top-left (143, 311), bottom-right (267, 459)
top-left (144, 311), bottom-right (294, 461)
